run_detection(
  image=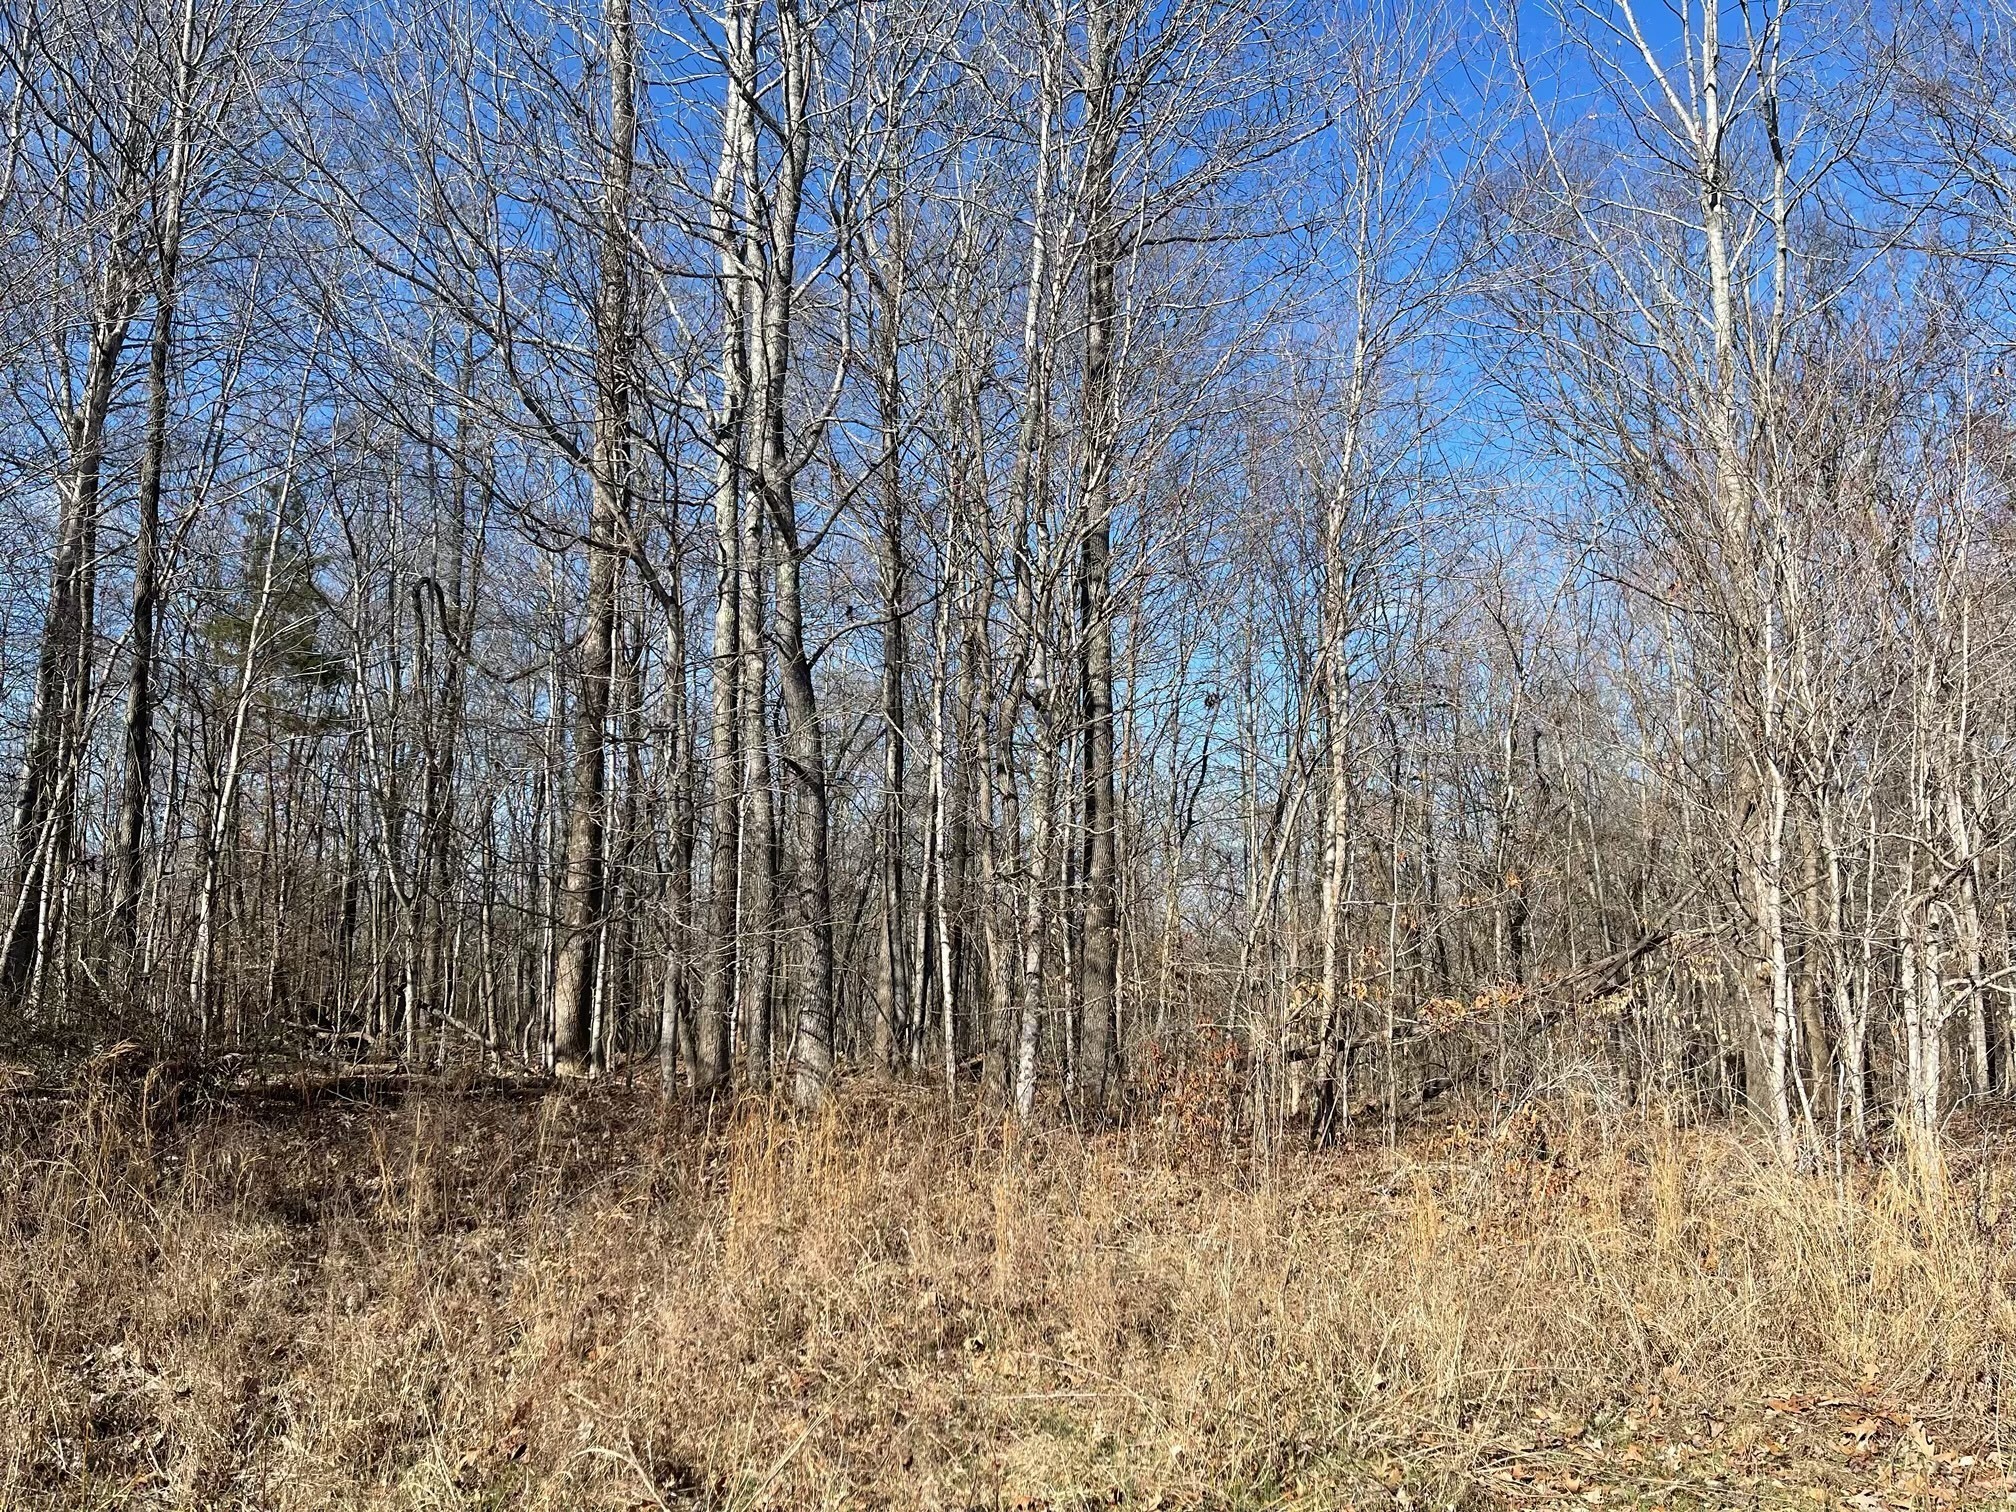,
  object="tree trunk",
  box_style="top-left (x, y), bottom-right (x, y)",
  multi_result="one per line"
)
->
top-left (697, 9), bottom-right (751, 1092)
top-left (551, 0), bottom-right (635, 1075)
top-left (1075, 0), bottom-right (1122, 1122)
